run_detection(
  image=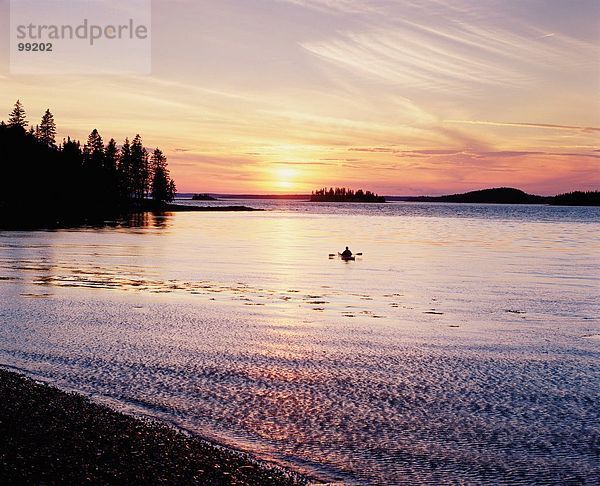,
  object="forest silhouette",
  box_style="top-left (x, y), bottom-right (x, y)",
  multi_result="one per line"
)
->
top-left (0, 100), bottom-right (176, 227)
top-left (311, 187), bottom-right (386, 203)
